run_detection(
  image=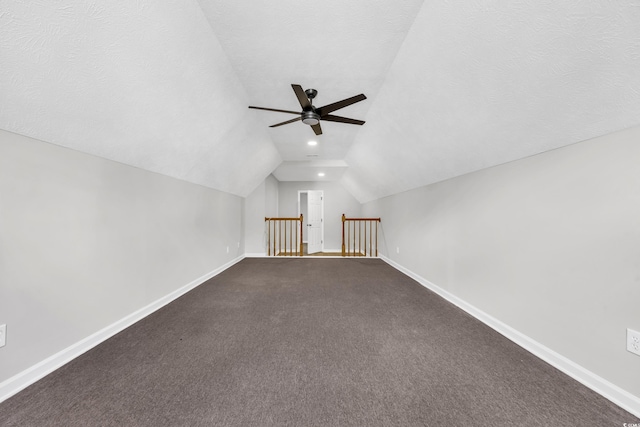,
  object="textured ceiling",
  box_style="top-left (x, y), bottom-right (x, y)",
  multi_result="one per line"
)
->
top-left (196, 0), bottom-right (425, 182)
top-left (0, 0), bottom-right (281, 196)
top-left (343, 0), bottom-right (640, 201)
top-left (2, 0), bottom-right (640, 201)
